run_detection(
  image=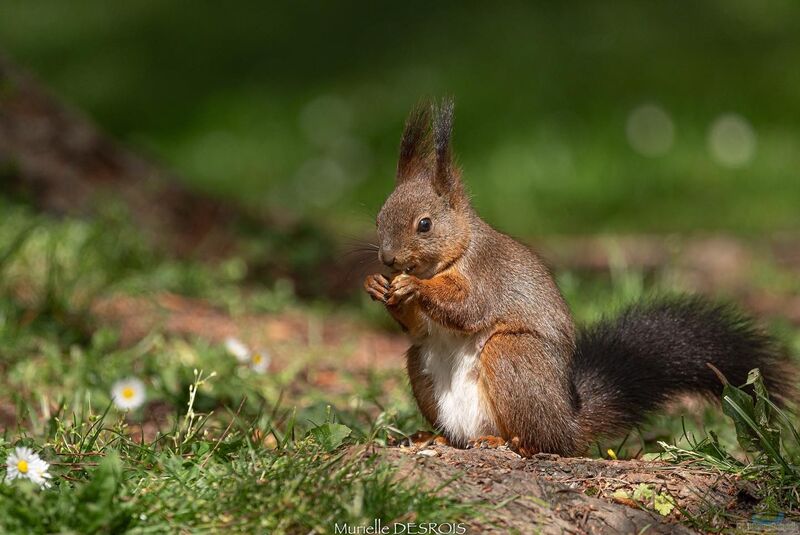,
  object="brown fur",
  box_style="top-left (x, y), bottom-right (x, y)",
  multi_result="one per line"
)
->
top-left (366, 99), bottom-right (580, 455)
top-left (479, 333), bottom-right (582, 454)
top-left (406, 345), bottom-right (440, 425)
top-left (365, 100), bottom-right (796, 456)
